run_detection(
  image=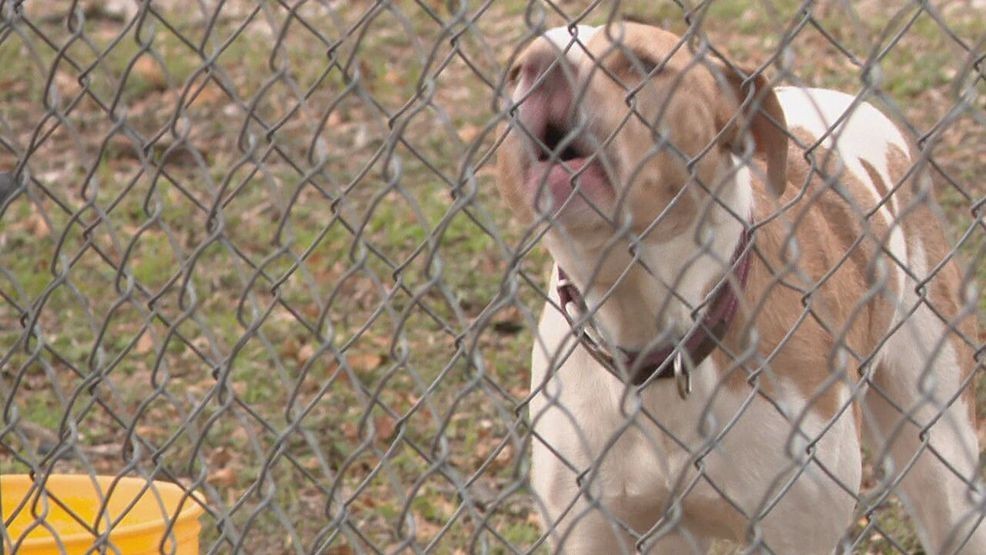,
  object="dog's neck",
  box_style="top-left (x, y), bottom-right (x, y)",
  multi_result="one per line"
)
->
top-left (546, 159), bottom-right (753, 352)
